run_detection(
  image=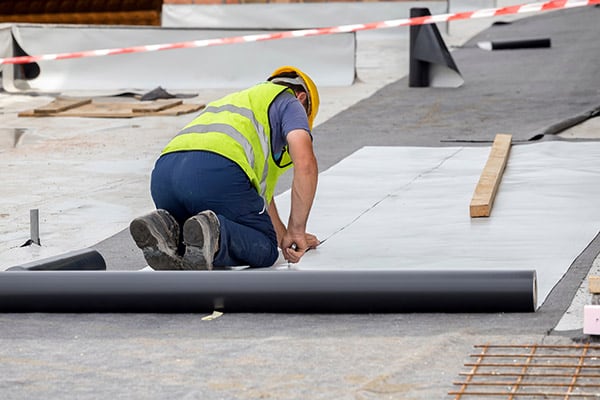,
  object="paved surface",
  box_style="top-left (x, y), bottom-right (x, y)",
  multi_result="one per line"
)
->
top-left (1, 4), bottom-right (600, 399)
